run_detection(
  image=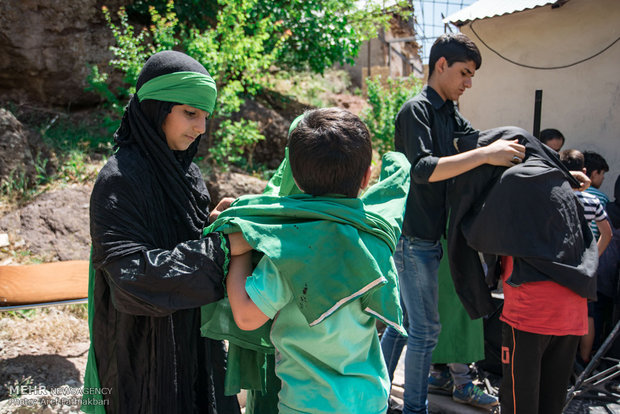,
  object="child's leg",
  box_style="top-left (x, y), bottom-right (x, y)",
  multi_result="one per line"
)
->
top-left (538, 335), bottom-right (580, 414)
top-left (592, 294), bottom-right (614, 351)
top-left (579, 301), bottom-right (596, 363)
top-left (579, 316), bottom-right (595, 363)
top-left (500, 323), bottom-right (545, 414)
top-left (447, 363), bottom-right (470, 387)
